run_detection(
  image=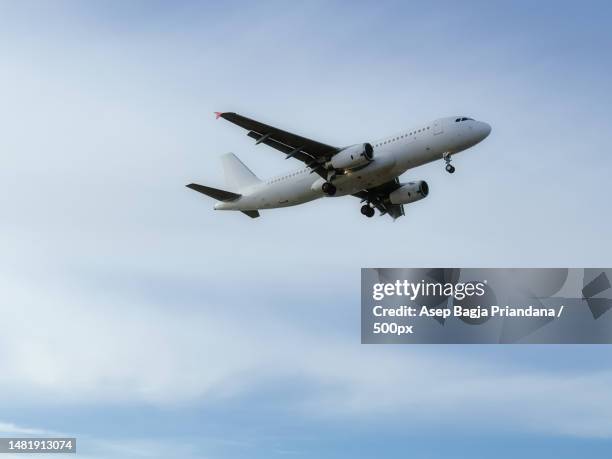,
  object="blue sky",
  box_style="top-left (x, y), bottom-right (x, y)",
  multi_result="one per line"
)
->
top-left (1, 1), bottom-right (612, 457)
